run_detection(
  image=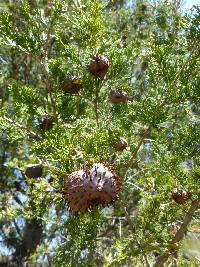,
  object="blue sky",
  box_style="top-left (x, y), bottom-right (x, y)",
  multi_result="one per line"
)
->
top-left (184, 0), bottom-right (200, 10)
